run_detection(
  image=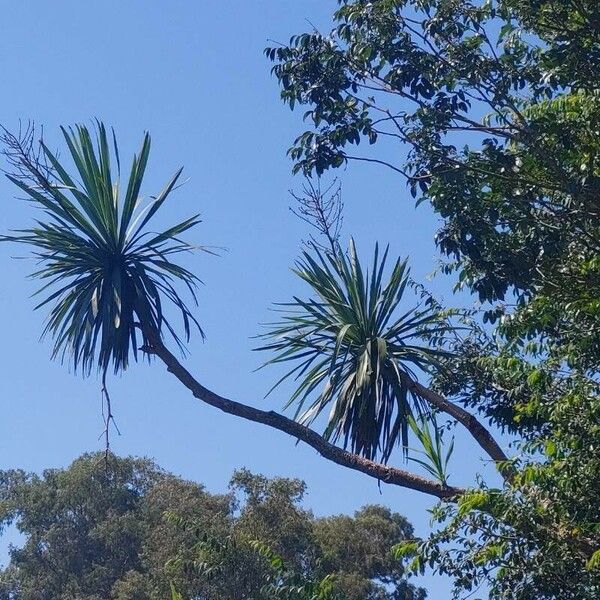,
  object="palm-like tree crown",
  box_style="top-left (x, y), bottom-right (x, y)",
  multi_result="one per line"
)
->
top-left (259, 241), bottom-right (452, 462)
top-left (3, 122), bottom-right (203, 375)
